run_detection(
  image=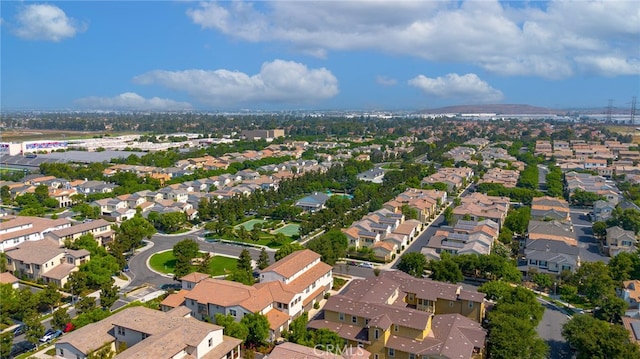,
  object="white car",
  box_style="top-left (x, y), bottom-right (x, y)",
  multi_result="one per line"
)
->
top-left (360, 262), bottom-right (375, 269)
